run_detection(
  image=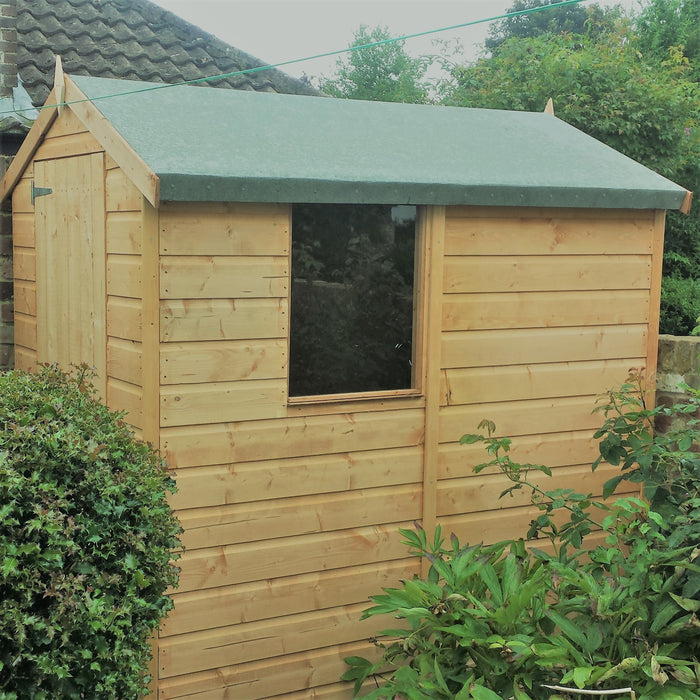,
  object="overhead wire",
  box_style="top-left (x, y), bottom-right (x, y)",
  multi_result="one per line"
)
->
top-left (0, 0), bottom-right (591, 117)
